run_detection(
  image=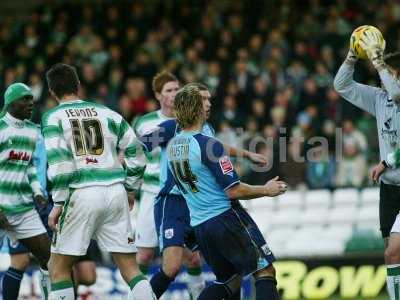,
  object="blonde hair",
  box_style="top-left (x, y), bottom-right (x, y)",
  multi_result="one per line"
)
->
top-left (174, 84), bottom-right (204, 129)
